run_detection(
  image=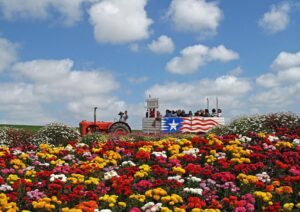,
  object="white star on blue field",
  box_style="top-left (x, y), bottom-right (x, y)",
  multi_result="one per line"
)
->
top-left (0, 0), bottom-right (299, 129)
